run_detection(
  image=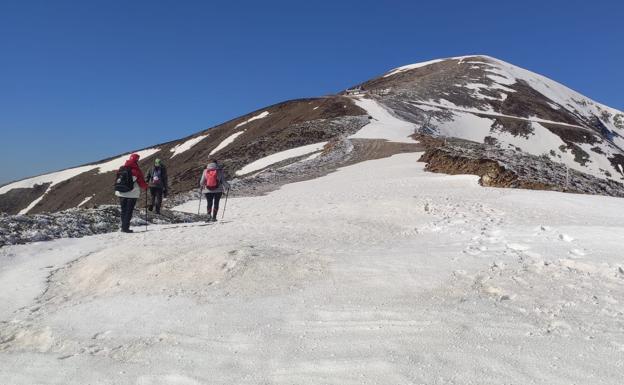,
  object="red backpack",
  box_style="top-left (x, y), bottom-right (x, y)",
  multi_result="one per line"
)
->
top-left (204, 169), bottom-right (219, 189)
